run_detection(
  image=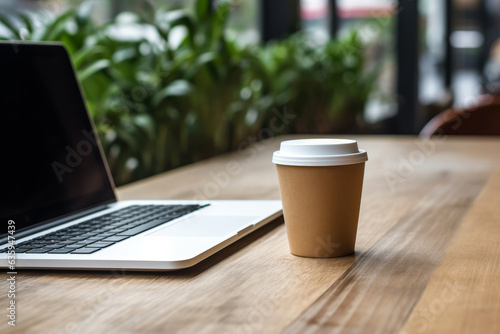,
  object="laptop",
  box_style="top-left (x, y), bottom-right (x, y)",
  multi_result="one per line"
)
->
top-left (0, 42), bottom-right (282, 271)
